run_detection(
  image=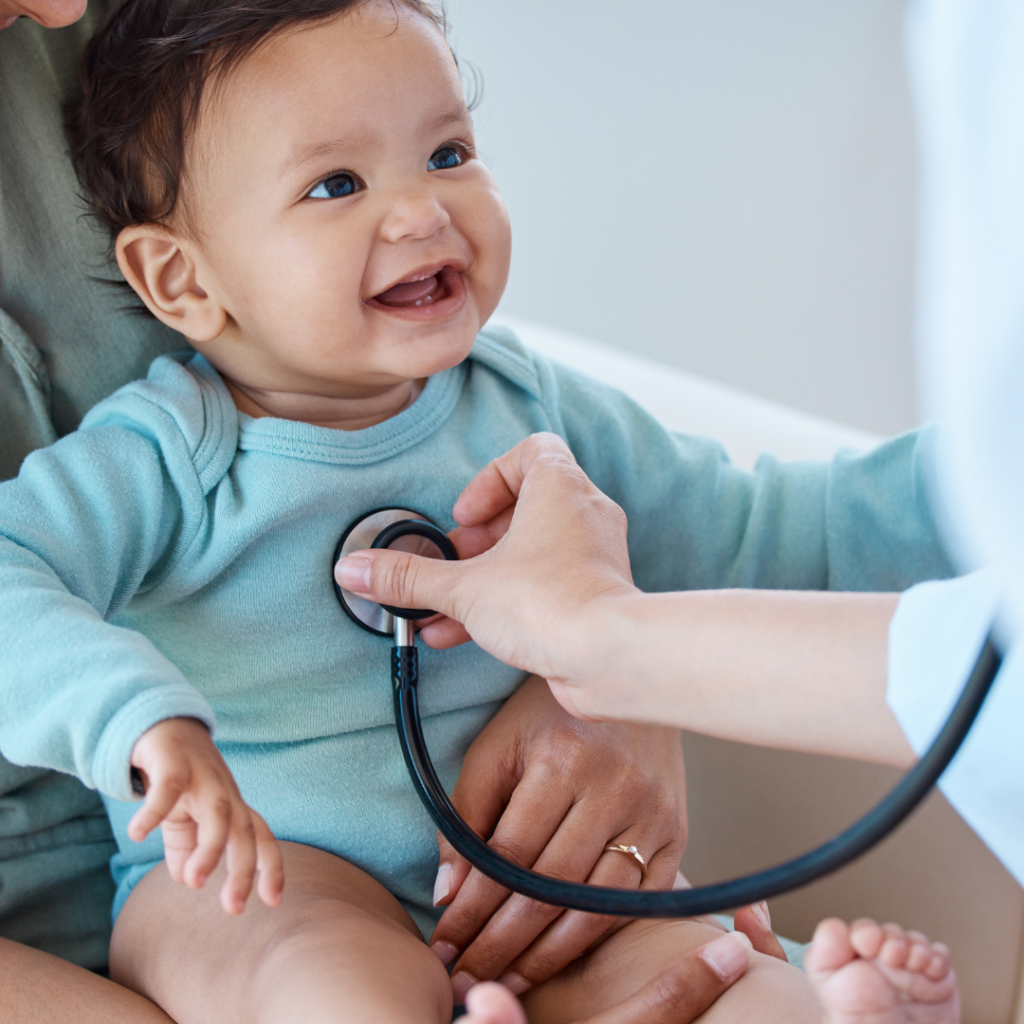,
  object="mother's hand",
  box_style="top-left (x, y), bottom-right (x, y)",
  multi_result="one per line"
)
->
top-left (429, 675), bottom-right (687, 1002)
